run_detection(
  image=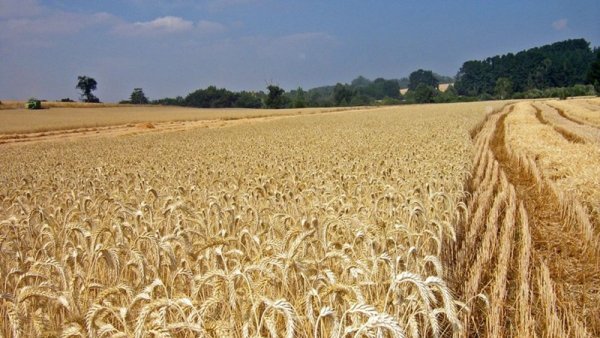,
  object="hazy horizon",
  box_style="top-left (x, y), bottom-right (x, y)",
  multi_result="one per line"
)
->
top-left (1, 0), bottom-right (599, 102)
